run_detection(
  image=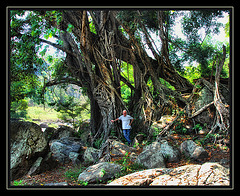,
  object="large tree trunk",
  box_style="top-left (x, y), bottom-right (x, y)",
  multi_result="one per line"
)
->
top-left (44, 10), bottom-right (195, 145)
